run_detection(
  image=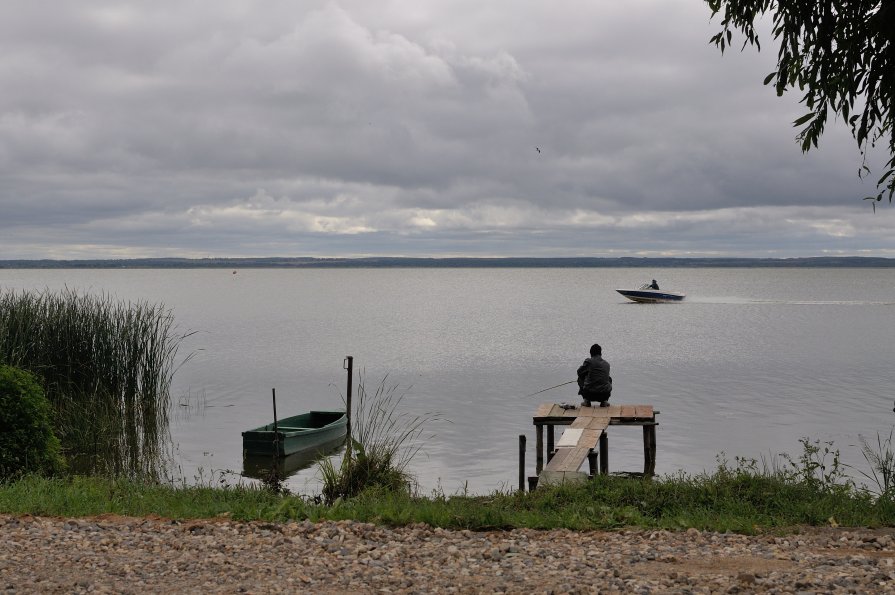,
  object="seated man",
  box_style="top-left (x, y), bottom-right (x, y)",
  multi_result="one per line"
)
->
top-left (577, 343), bottom-right (612, 407)
top-left (648, 279), bottom-right (659, 290)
